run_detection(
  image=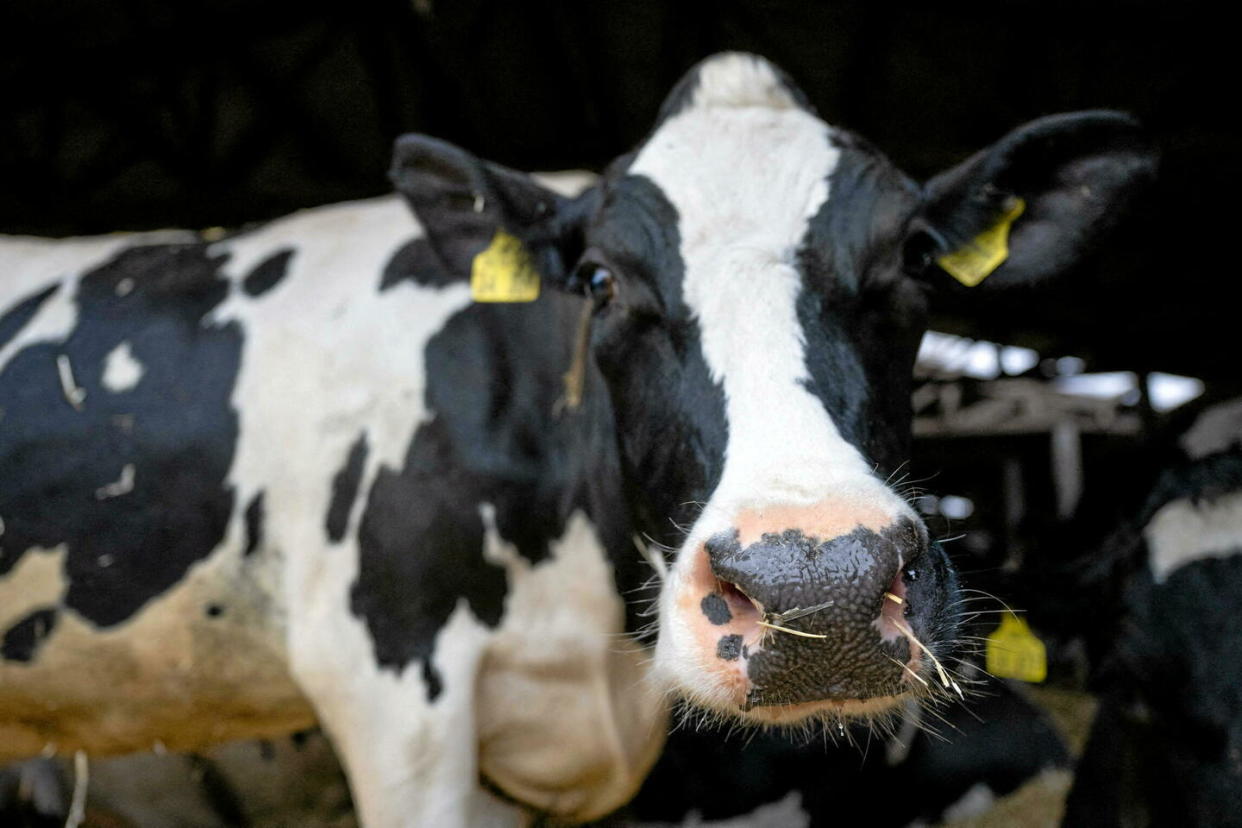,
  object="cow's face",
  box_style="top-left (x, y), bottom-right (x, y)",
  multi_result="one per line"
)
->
top-left (571, 57), bottom-right (939, 721)
top-left (394, 53), bottom-right (1154, 725)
